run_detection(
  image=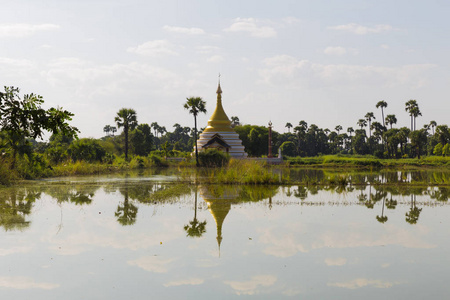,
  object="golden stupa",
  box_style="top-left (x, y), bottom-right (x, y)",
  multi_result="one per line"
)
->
top-left (196, 82), bottom-right (247, 157)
